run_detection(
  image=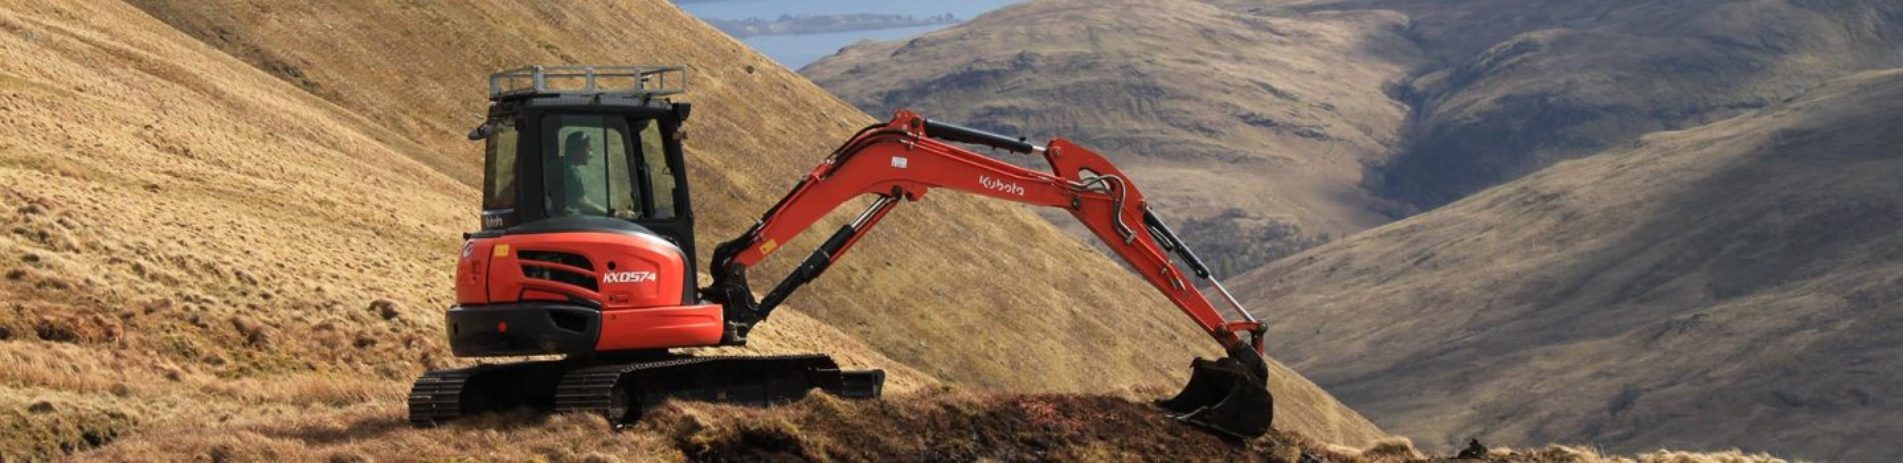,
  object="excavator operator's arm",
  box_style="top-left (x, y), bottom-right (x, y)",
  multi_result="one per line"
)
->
top-left (703, 110), bottom-right (1275, 438)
